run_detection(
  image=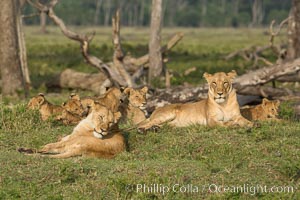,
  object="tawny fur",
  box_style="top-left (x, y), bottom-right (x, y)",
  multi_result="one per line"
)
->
top-left (56, 93), bottom-right (86, 125)
top-left (81, 87), bottom-right (124, 114)
top-left (120, 87), bottom-right (148, 125)
top-left (27, 93), bottom-right (63, 121)
top-left (38, 102), bottom-right (125, 158)
top-left (241, 98), bottom-right (280, 121)
top-left (138, 71), bottom-right (253, 131)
